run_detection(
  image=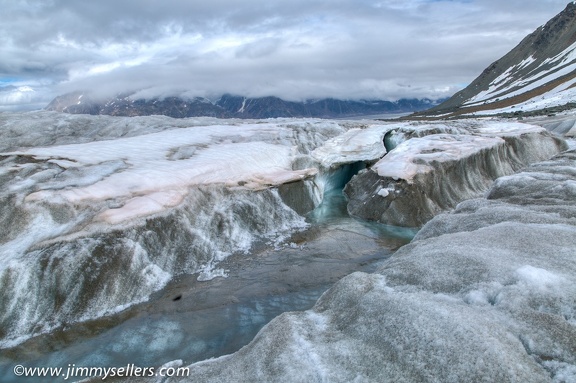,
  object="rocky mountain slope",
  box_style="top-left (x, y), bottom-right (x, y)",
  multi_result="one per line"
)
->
top-left (419, 1), bottom-right (576, 118)
top-left (45, 92), bottom-right (440, 119)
